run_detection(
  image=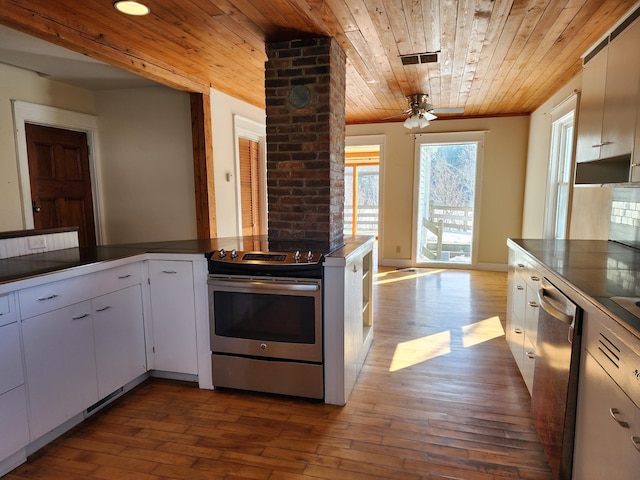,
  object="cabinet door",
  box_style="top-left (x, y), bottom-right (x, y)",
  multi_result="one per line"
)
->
top-left (601, 21), bottom-right (640, 159)
top-left (148, 261), bottom-right (197, 375)
top-left (343, 258), bottom-right (363, 393)
top-left (22, 301), bottom-right (98, 439)
top-left (574, 351), bottom-right (639, 479)
top-left (576, 48), bottom-right (607, 163)
top-left (93, 285), bottom-right (146, 398)
top-left (0, 322), bottom-right (24, 395)
top-left (0, 386), bottom-right (29, 459)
